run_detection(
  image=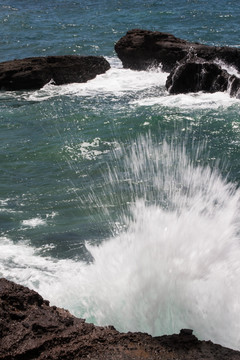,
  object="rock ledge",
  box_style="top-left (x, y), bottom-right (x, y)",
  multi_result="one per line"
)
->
top-left (1, 278), bottom-right (240, 360)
